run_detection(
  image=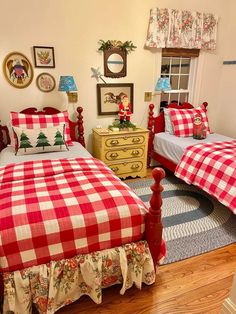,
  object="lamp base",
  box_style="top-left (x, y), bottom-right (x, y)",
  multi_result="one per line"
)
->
top-left (67, 92), bottom-right (78, 103)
